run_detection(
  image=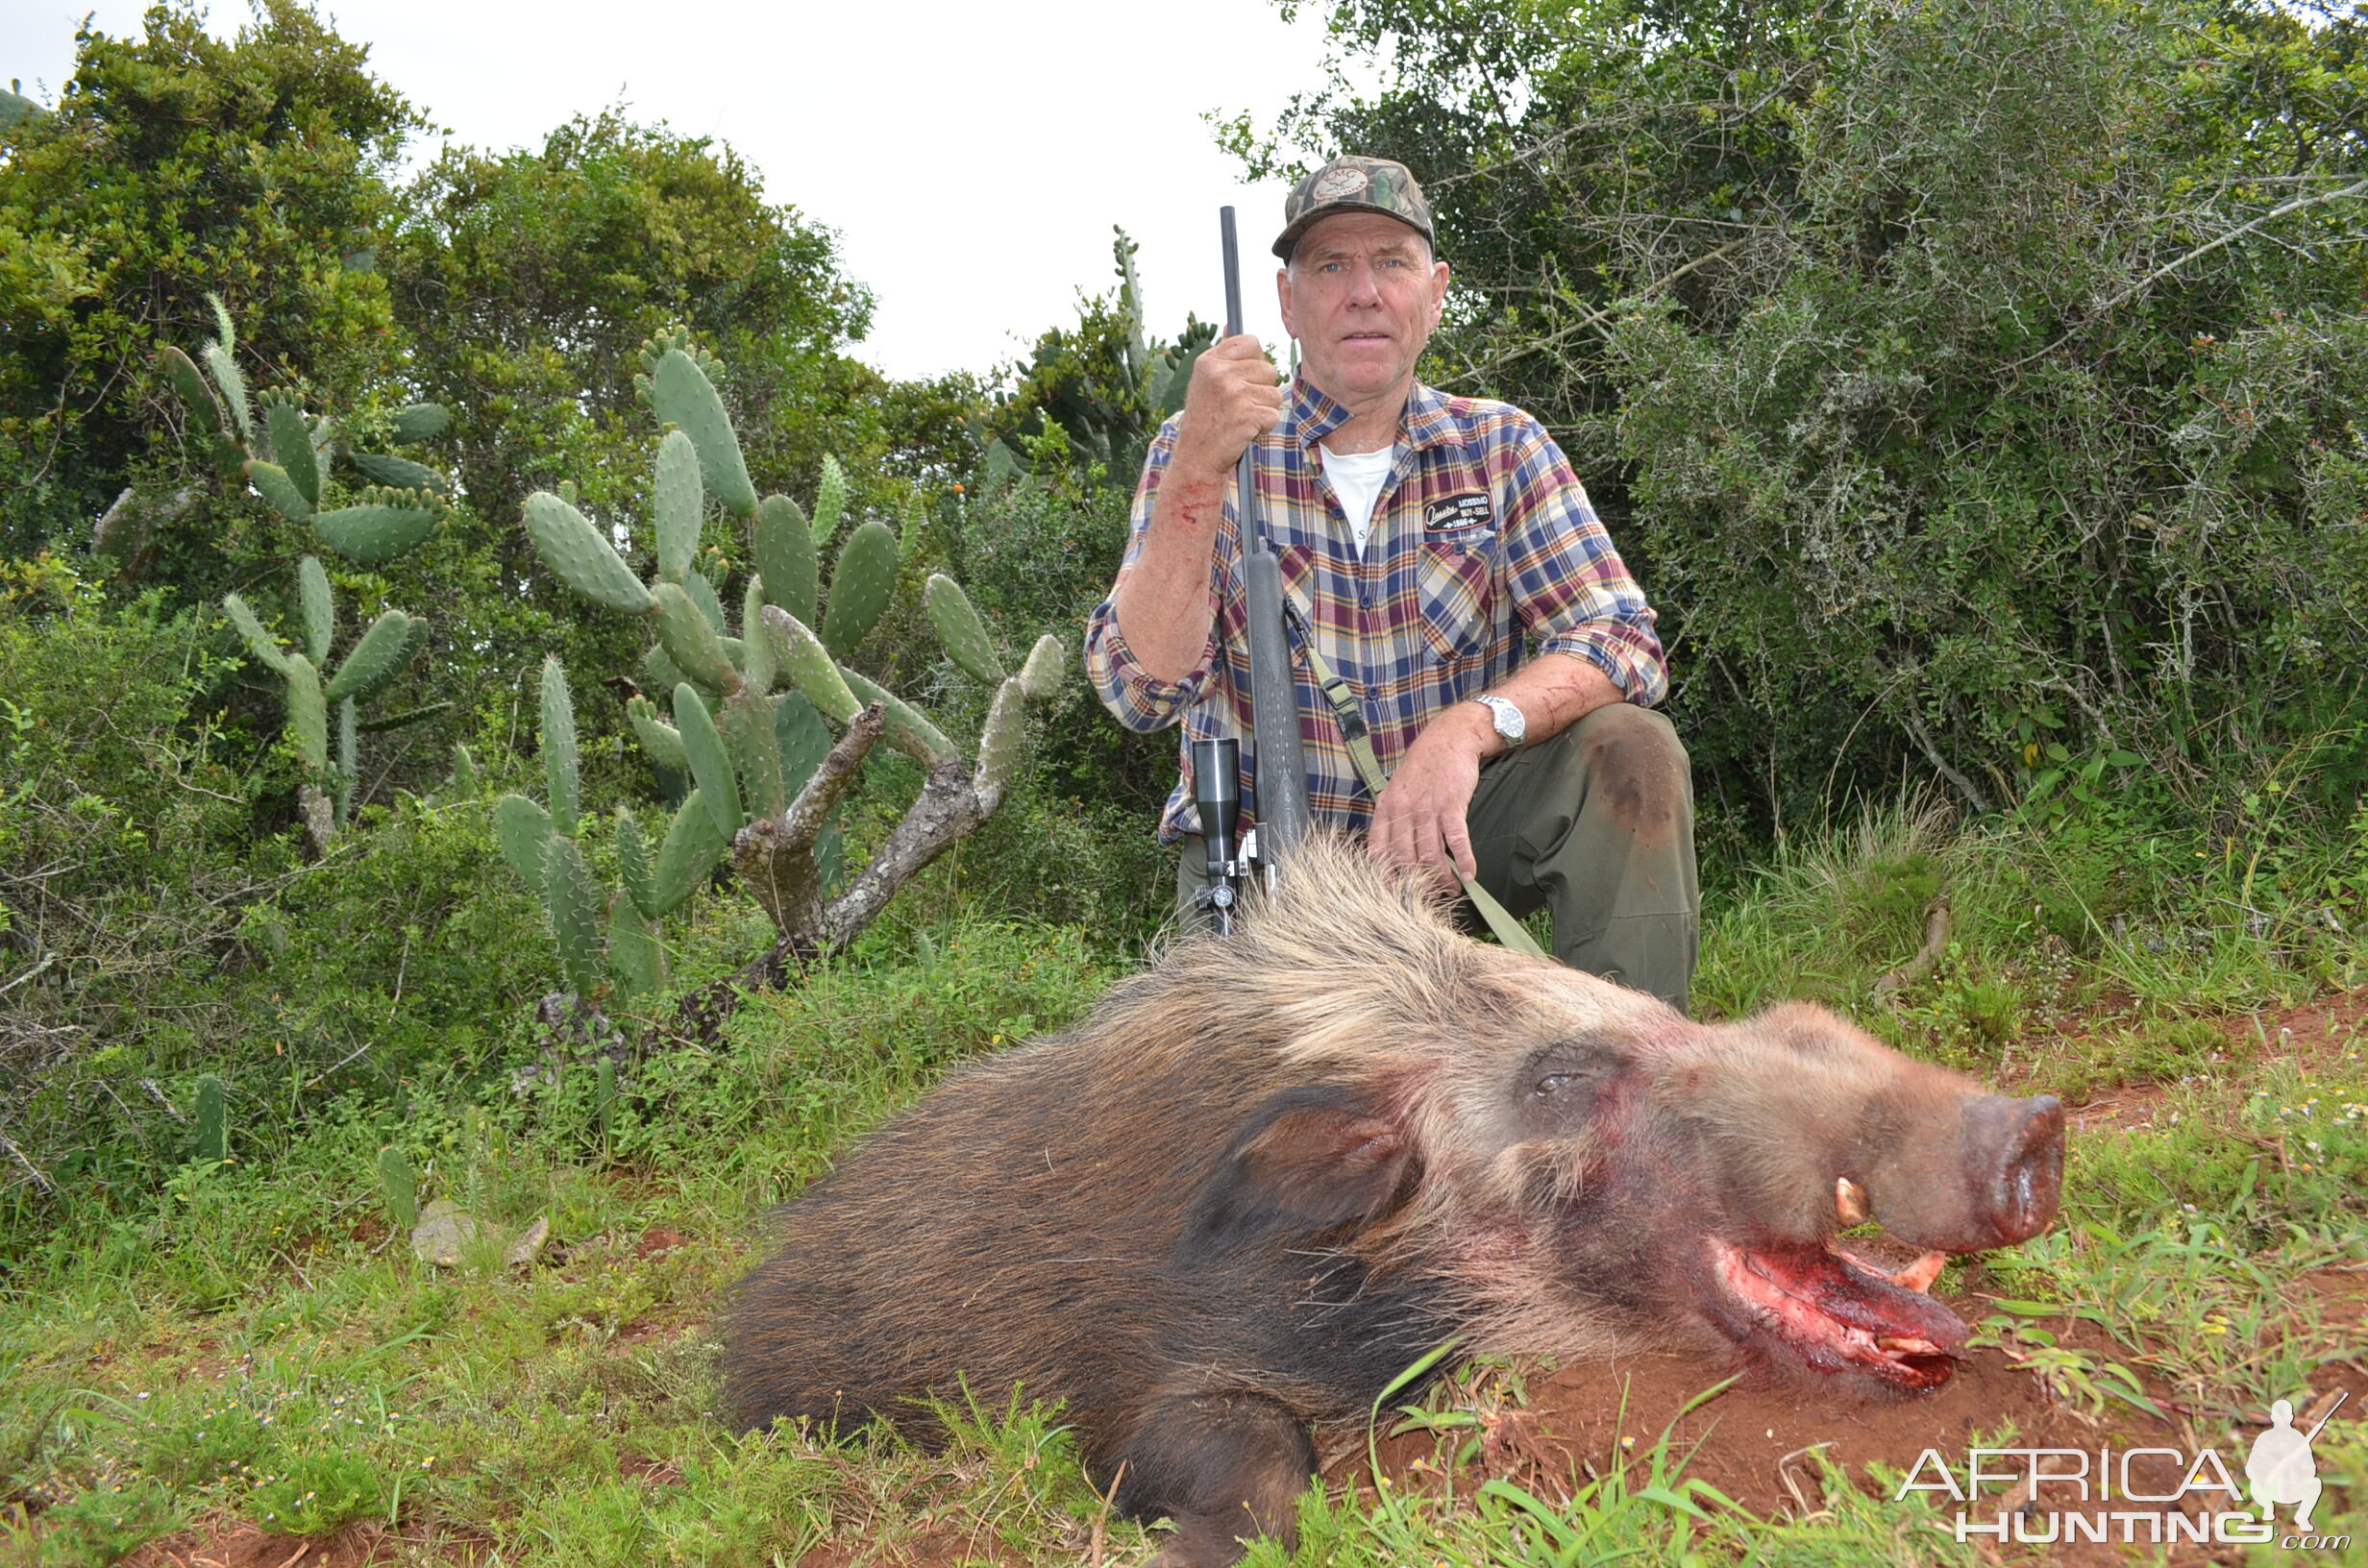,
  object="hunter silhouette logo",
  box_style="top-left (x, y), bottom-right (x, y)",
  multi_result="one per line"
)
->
top-left (2249, 1391), bottom-right (2344, 1531)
